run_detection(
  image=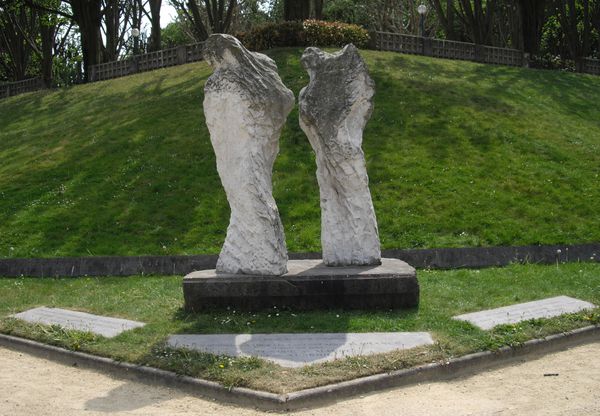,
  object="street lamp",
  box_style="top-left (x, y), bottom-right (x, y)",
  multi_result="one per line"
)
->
top-left (417, 4), bottom-right (427, 37)
top-left (132, 28), bottom-right (140, 55)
